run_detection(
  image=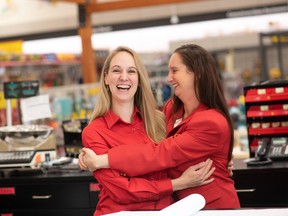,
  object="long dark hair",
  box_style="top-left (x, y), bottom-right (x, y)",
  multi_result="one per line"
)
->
top-left (172, 44), bottom-right (234, 161)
